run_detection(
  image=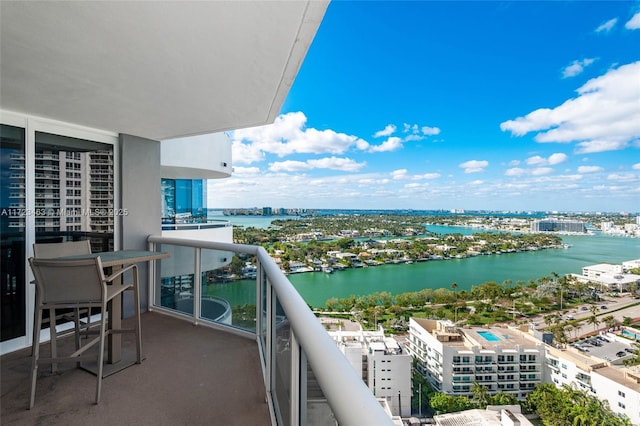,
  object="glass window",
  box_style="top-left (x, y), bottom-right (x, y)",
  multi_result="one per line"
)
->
top-left (35, 131), bottom-right (114, 252)
top-left (0, 124), bottom-right (26, 342)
